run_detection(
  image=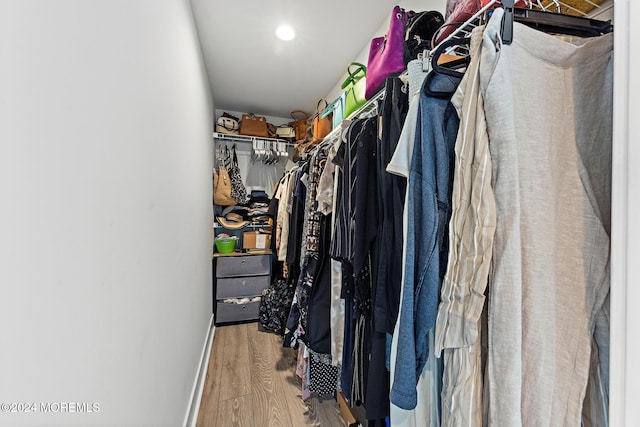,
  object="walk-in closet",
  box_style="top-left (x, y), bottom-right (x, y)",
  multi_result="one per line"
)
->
top-left (201, 0), bottom-right (626, 426)
top-left (2, 1), bottom-right (638, 426)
